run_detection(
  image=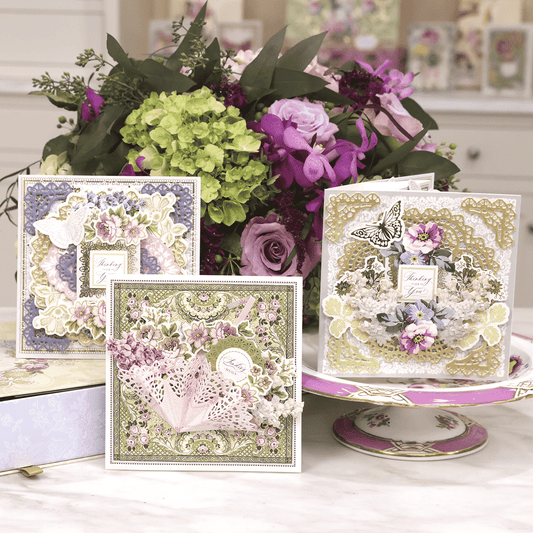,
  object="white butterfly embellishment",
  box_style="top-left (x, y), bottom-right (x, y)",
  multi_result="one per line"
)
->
top-left (351, 200), bottom-right (404, 249)
top-left (33, 206), bottom-right (89, 249)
